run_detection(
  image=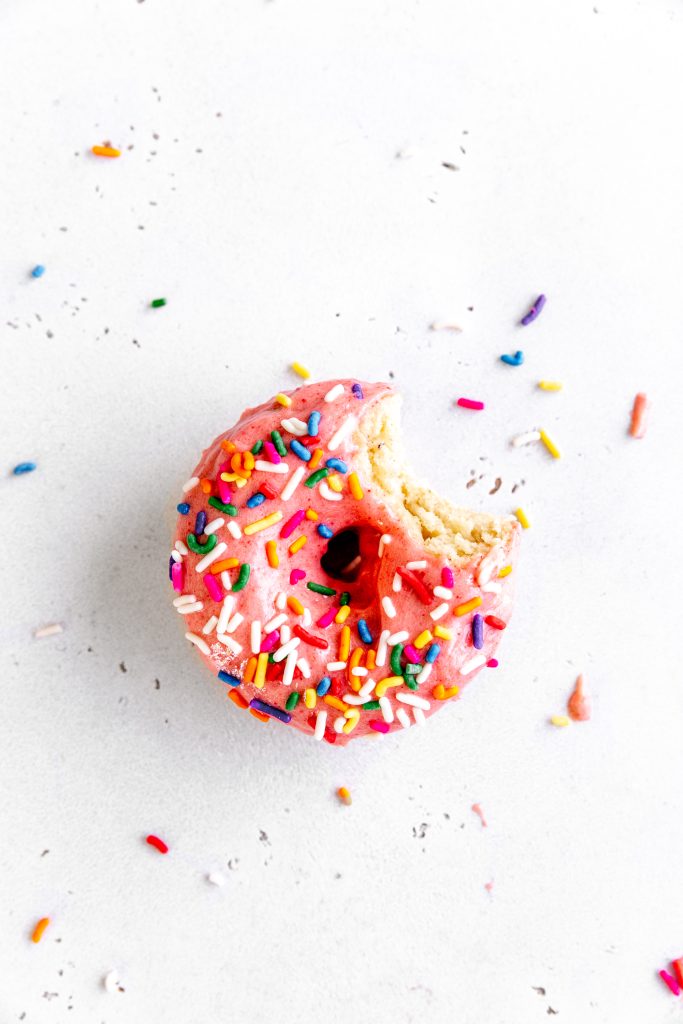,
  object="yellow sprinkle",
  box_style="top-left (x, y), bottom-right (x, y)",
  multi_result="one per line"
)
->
top-left (348, 647), bottom-right (363, 684)
top-left (265, 540), bottom-right (279, 568)
top-left (335, 605), bottom-right (351, 625)
top-left (514, 508), bottom-right (530, 529)
top-left (414, 629), bottom-right (433, 650)
top-left (539, 429), bottom-right (561, 459)
top-left (220, 472), bottom-right (241, 482)
top-left (305, 509), bottom-right (319, 521)
top-left (374, 675), bottom-right (404, 698)
top-left (343, 709), bottom-right (360, 734)
top-left (337, 786), bottom-right (352, 805)
top-left (339, 624), bottom-right (351, 662)
top-left (348, 472), bottom-right (364, 500)
top-left (308, 448), bottom-right (324, 471)
top-left (287, 596), bottom-right (305, 616)
top-left (31, 917), bottom-right (50, 943)
top-left (288, 535), bottom-right (307, 555)
top-left (291, 362), bottom-right (311, 380)
top-left (432, 684), bottom-right (459, 700)
top-left (498, 565), bottom-right (512, 578)
top-left (243, 511), bottom-right (284, 535)
top-left (254, 653), bottom-right (269, 689)
top-left (243, 656), bottom-right (257, 684)
top-left (324, 695), bottom-right (349, 712)
top-left (234, 477), bottom-right (248, 489)
top-left (550, 715), bottom-right (570, 727)
top-left (210, 558), bottom-right (240, 574)
top-left (454, 596), bottom-right (482, 617)
top-left (366, 648), bottom-right (376, 671)
top-left (275, 392), bottom-right (292, 407)
top-left (433, 625), bottom-right (452, 641)
top-left (304, 688), bottom-right (317, 709)
top-left (538, 380), bottom-right (563, 391)
top-left (243, 451), bottom-right (255, 471)
top-left (92, 145), bottom-right (120, 158)
top-left (327, 474), bottom-right (343, 493)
